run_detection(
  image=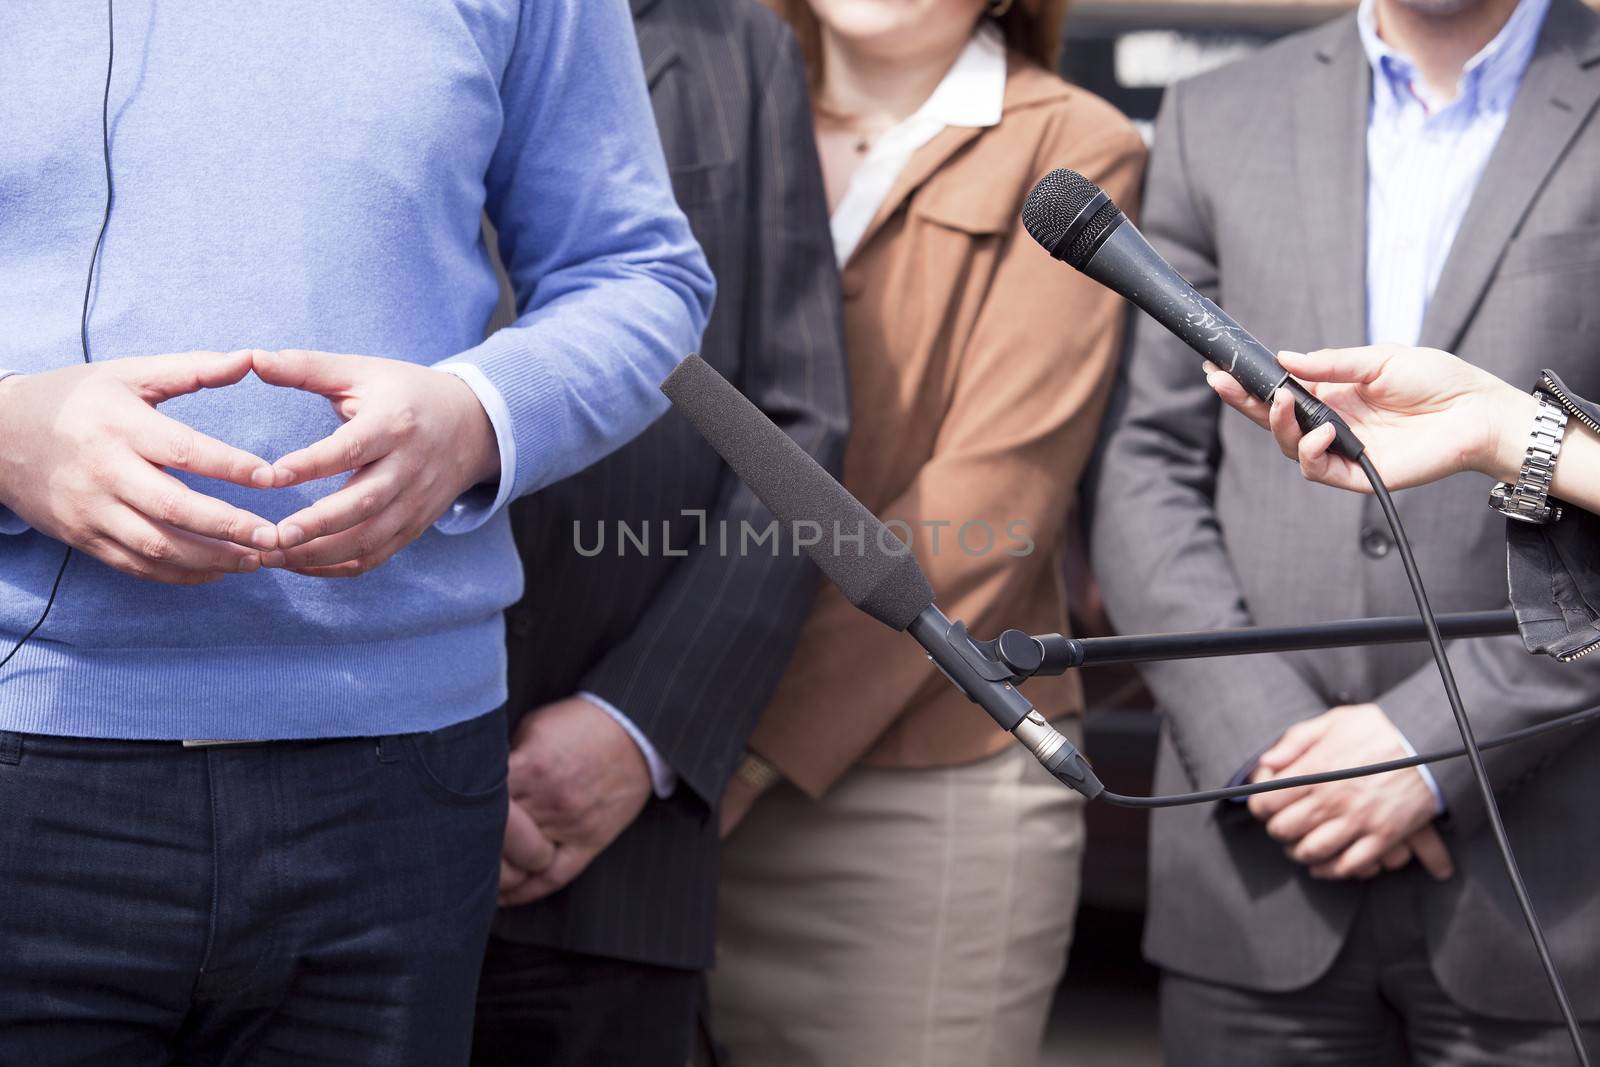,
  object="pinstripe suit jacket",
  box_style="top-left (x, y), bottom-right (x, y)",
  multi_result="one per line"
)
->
top-left (1090, 0), bottom-right (1600, 1021)
top-left (491, 0), bottom-right (848, 971)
